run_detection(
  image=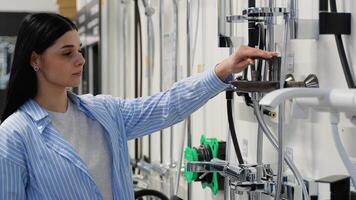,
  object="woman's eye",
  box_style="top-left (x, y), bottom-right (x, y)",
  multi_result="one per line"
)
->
top-left (63, 51), bottom-right (72, 56)
top-left (62, 49), bottom-right (84, 57)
